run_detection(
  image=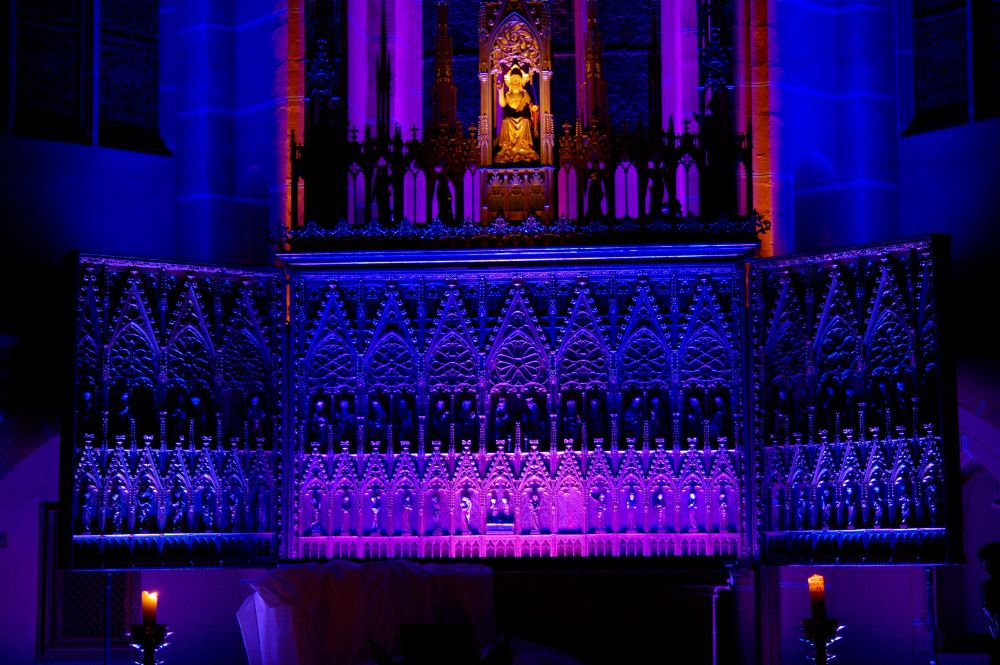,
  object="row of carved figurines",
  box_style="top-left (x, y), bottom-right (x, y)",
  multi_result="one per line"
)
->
top-left (768, 377), bottom-right (931, 442)
top-left (77, 387), bottom-right (269, 442)
top-left (76, 484), bottom-right (270, 535)
top-left (769, 480), bottom-right (941, 531)
top-left (303, 486), bottom-right (731, 537)
top-left (307, 391), bottom-right (733, 449)
top-left (78, 385), bottom-right (735, 449)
